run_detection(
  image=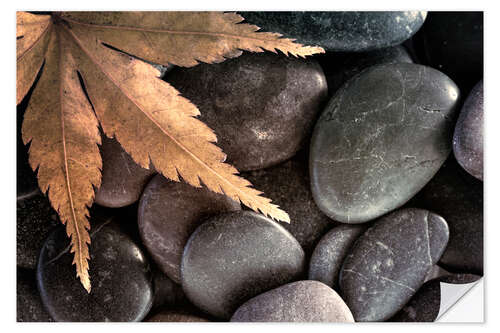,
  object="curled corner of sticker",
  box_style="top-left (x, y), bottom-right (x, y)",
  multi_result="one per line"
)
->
top-left (436, 278), bottom-right (484, 322)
